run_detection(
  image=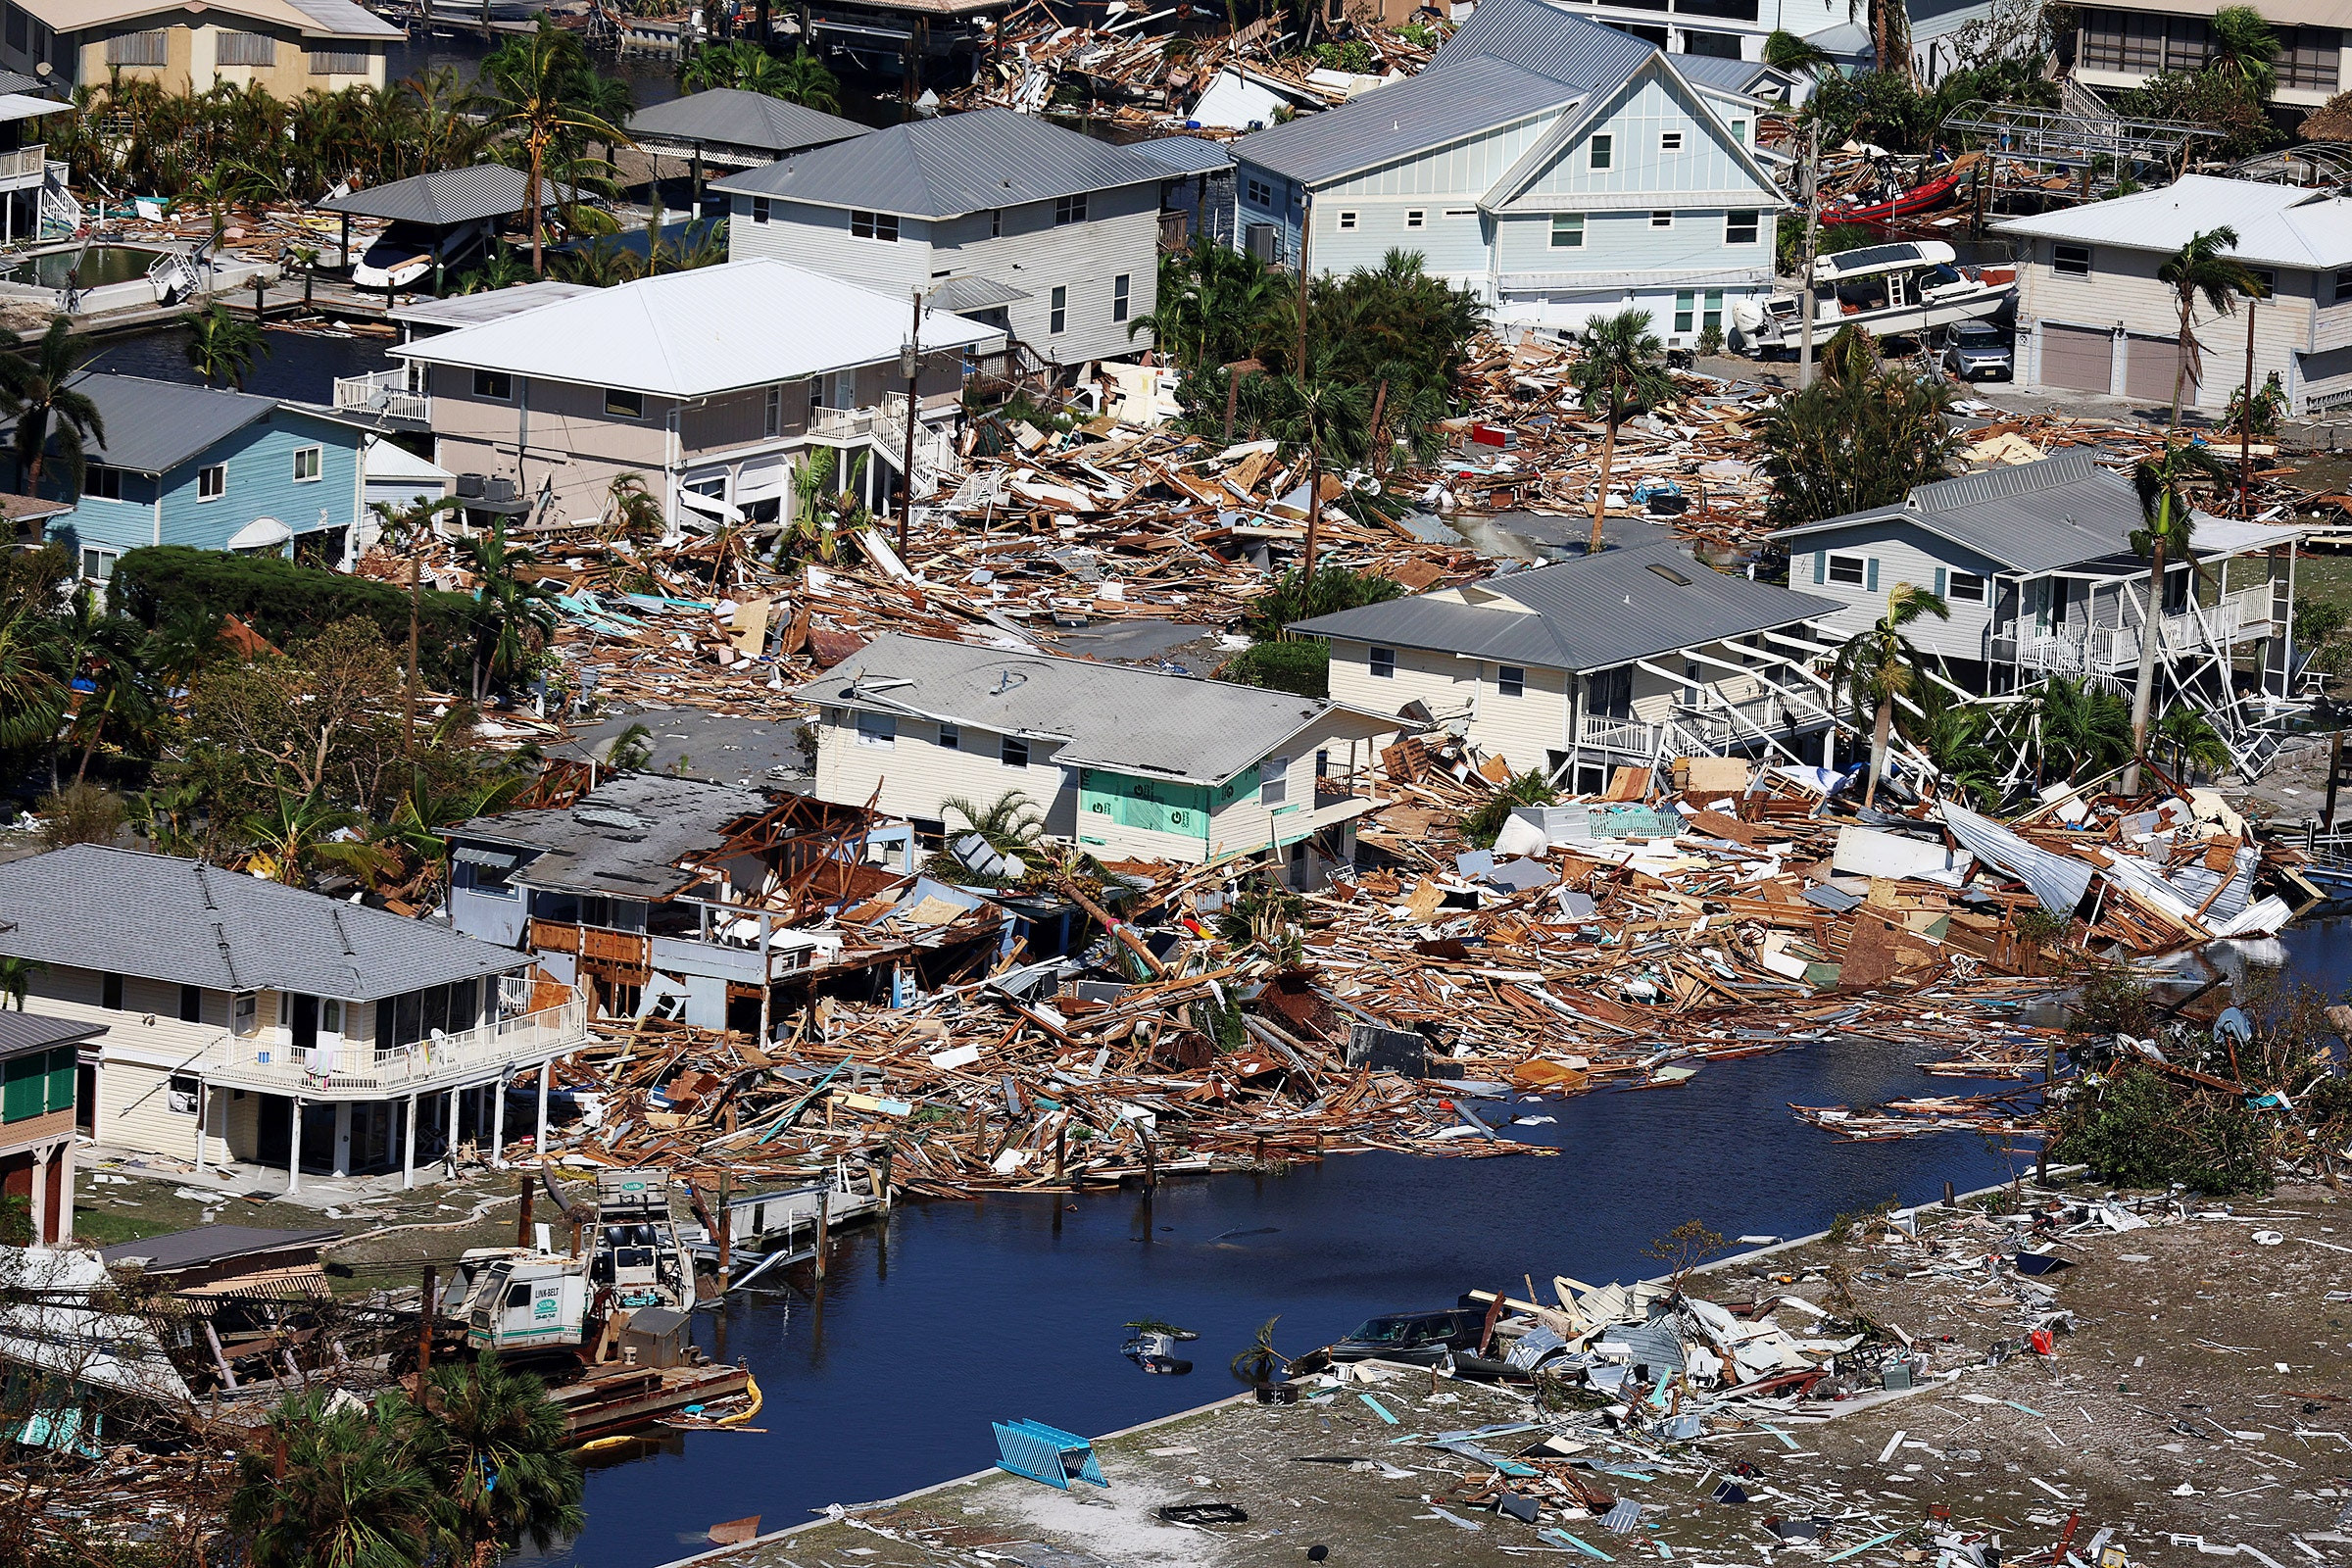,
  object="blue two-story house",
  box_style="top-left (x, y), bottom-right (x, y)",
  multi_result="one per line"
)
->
top-left (1230, 0), bottom-right (1788, 347)
top-left (5, 375), bottom-right (369, 583)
